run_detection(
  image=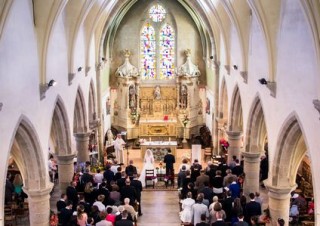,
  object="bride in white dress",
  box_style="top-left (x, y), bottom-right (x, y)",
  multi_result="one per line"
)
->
top-left (139, 149), bottom-right (157, 187)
